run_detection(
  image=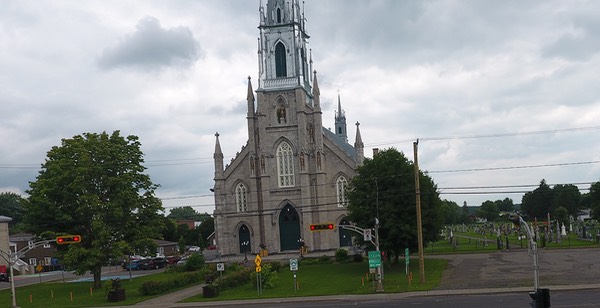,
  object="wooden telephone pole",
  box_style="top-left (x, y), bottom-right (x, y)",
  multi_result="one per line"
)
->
top-left (413, 139), bottom-right (425, 283)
